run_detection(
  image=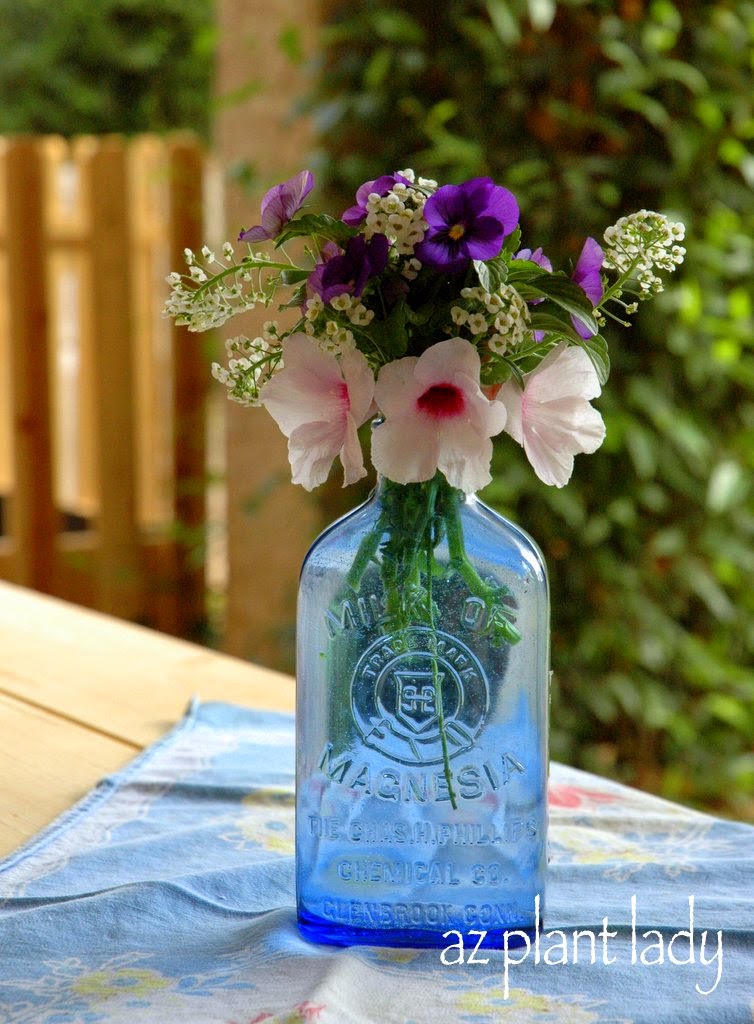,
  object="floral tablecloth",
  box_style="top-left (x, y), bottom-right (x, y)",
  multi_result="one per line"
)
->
top-left (0, 701), bottom-right (751, 1023)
